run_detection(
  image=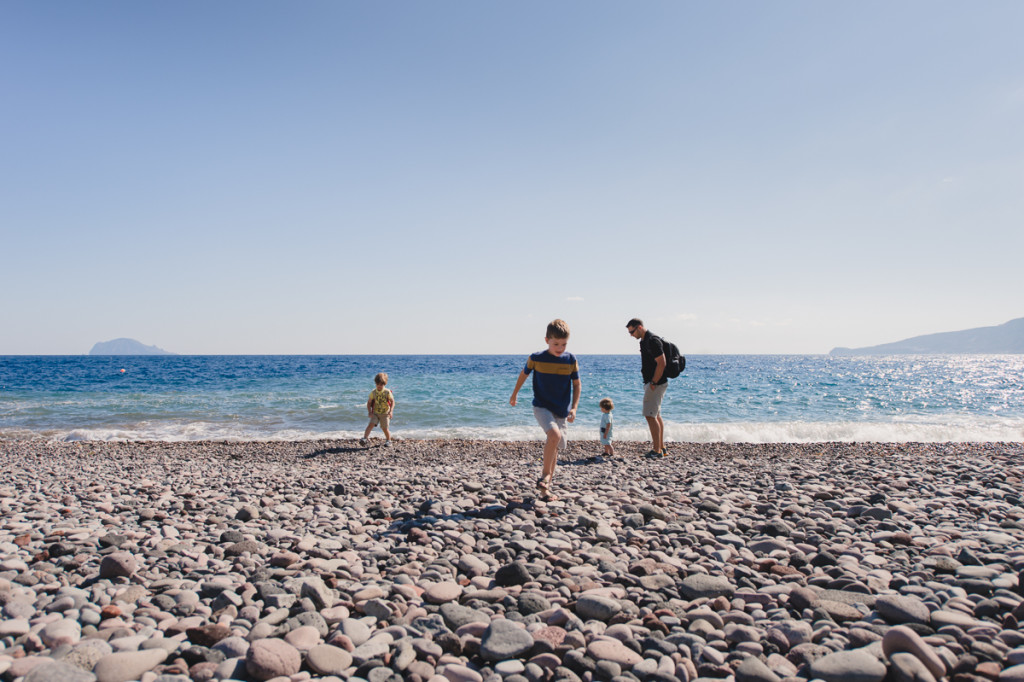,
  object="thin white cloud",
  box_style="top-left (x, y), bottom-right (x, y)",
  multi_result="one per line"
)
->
top-left (749, 318), bottom-right (793, 328)
top-left (566, 296), bottom-right (584, 302)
